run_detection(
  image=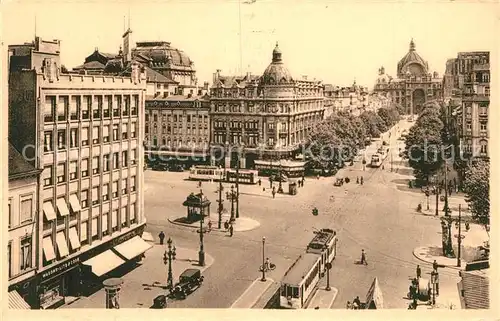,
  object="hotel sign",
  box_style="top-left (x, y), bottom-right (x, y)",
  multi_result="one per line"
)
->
top-left (41, 257), bottom-right (80, 281)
